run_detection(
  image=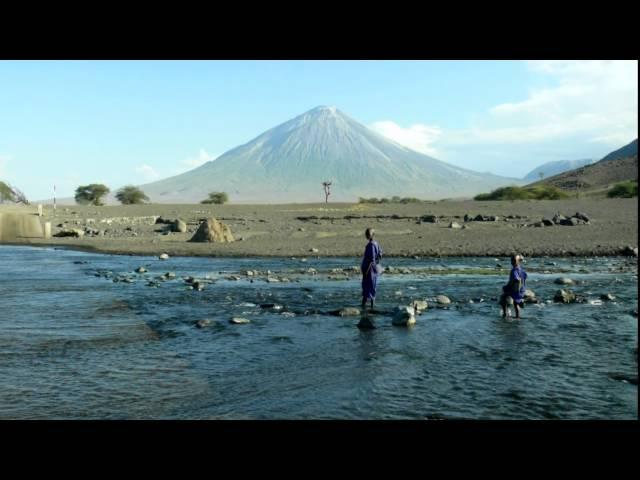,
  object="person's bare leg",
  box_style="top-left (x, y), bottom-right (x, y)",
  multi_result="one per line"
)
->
top-left (515, 303), bottom-right (521, 319)
top-left (370, 299), bottom-right (374, 310)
